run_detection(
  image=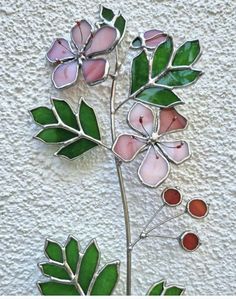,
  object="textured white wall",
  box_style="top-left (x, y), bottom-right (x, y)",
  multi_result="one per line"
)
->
top-left (0, 0), bottom-right (235, 295)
